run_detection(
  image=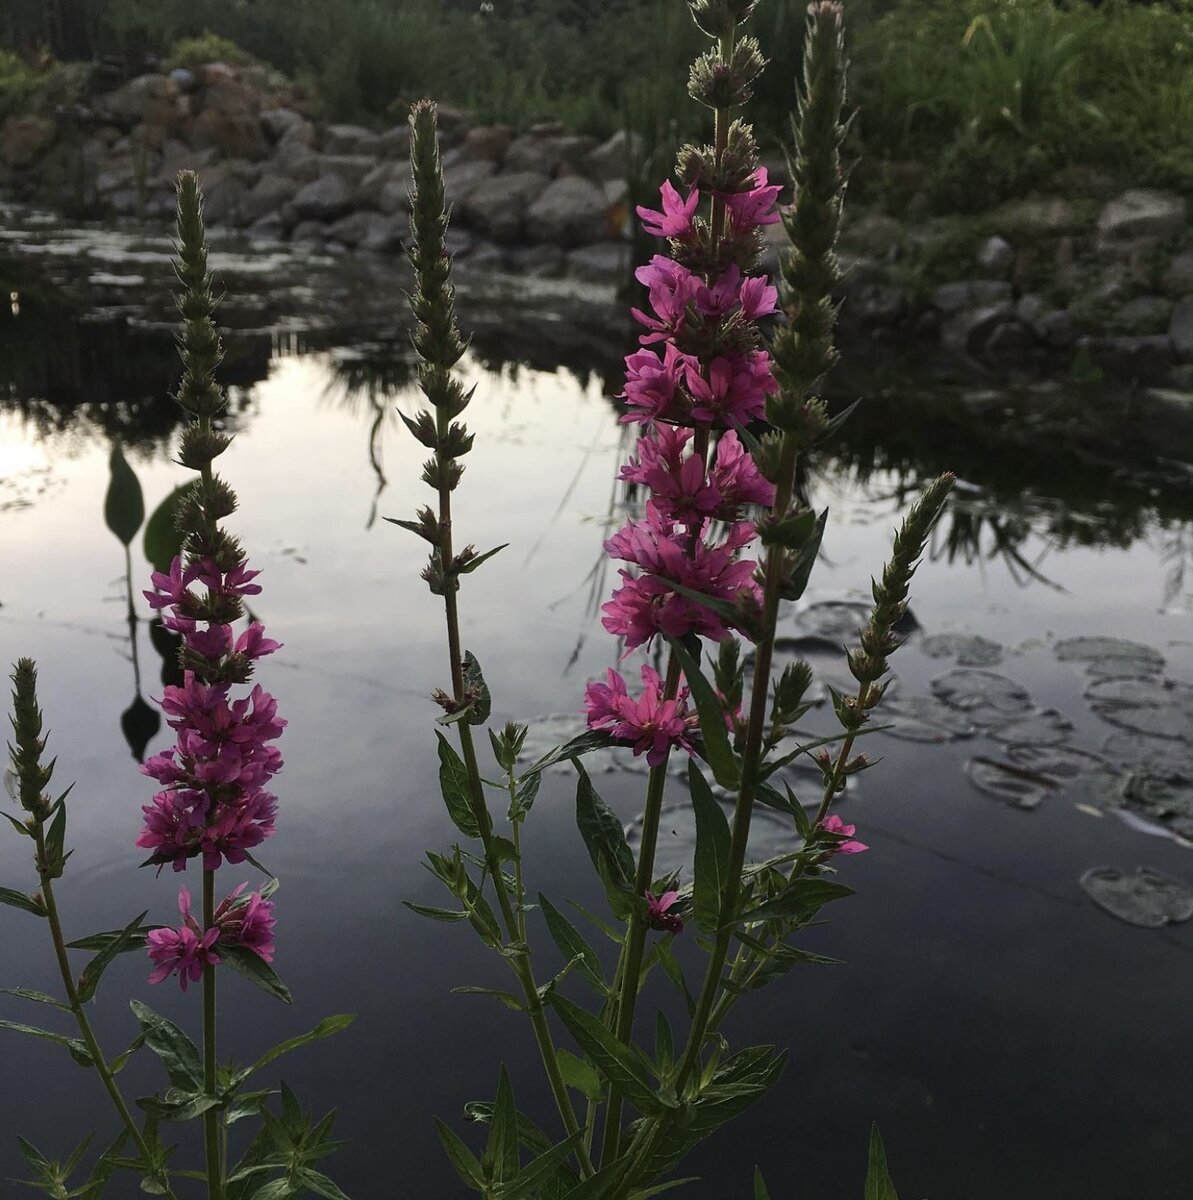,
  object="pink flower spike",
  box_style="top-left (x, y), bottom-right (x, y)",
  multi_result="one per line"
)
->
top-left (584, 665), bottom-right (698, 767)
top-left (645, 889), bottom-right (684, 934)
top-left (145, 886), bottom-right (221, 991)
top-left (820, 814), bottom-right (869, 855)
top-left (725, 166), bottom-right (783, 230)
top-left (637, 180), bottom-right (700, 239)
